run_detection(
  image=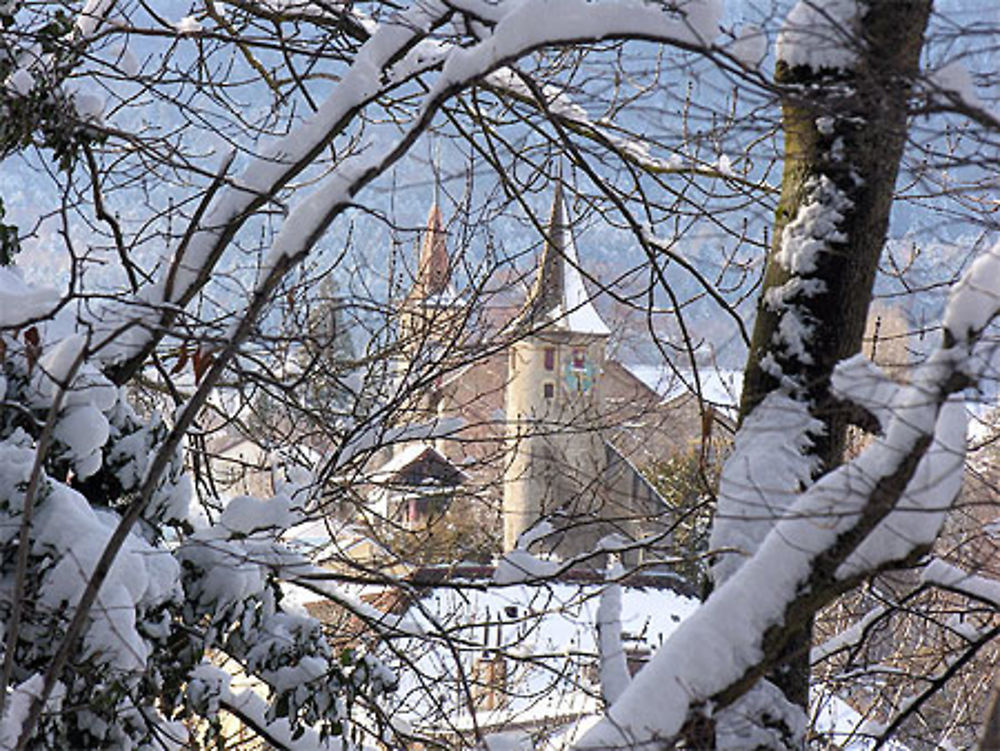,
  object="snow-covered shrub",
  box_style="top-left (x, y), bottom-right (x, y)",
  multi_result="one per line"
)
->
top-left (0, 309), bottom-right (395, 749)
